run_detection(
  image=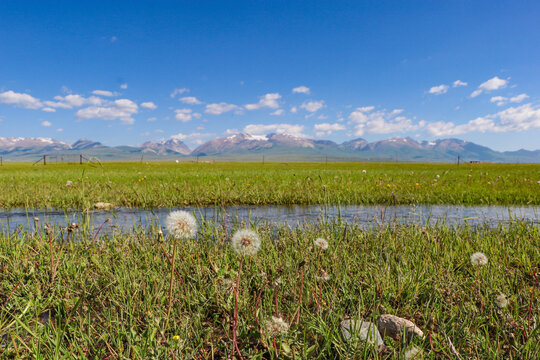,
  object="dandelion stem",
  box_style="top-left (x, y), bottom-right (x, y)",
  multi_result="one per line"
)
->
top-left (231, 257), bottom-right (245, 360)
top-left (165, 240), bottom-right (177, 332)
